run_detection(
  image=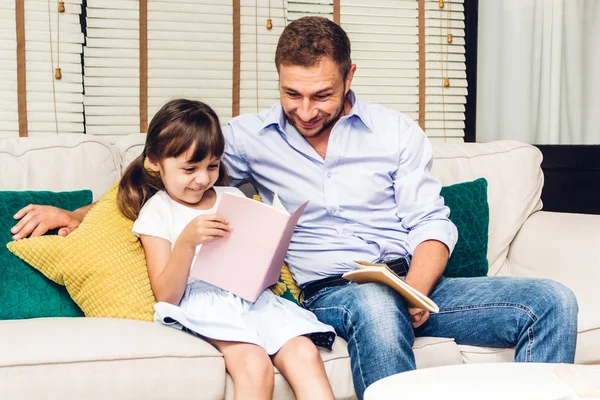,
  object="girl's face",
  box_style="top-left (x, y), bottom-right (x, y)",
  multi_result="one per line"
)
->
top-left (147, 147), bottom-right (221, 208)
